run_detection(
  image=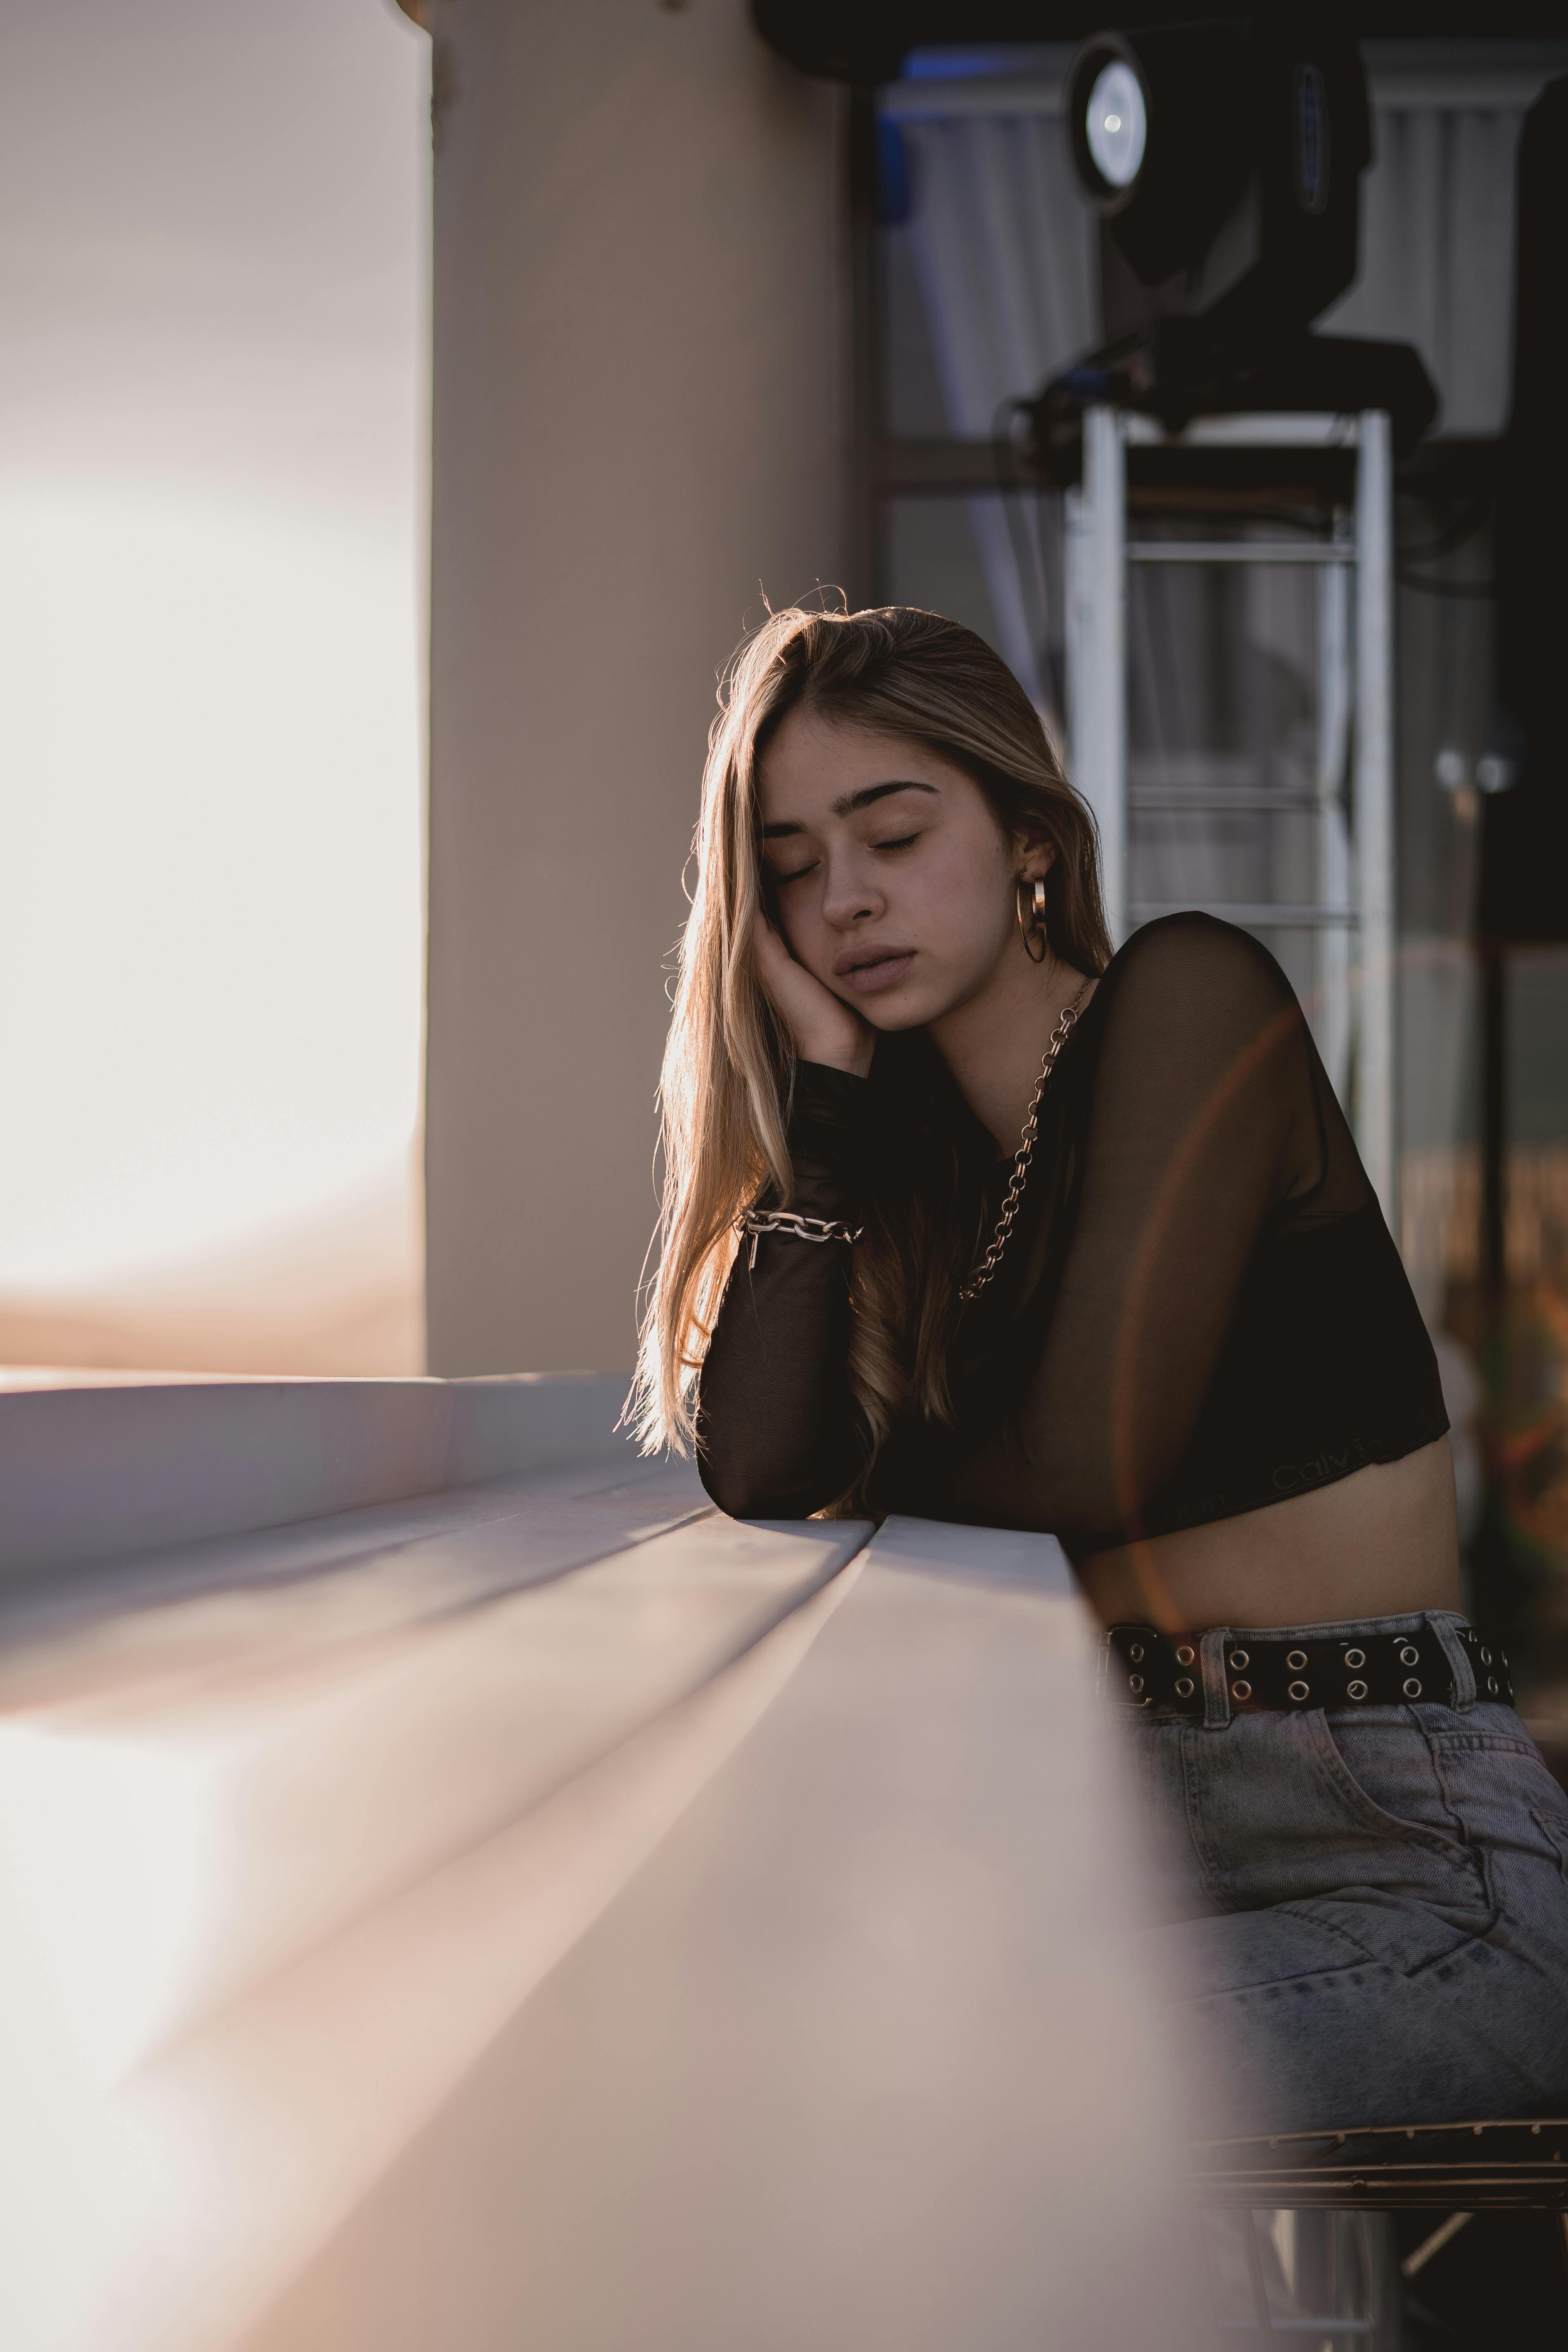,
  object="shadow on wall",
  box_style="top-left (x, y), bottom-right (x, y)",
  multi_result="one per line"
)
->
top-left (0, 1159), bottom-right (424, 1379)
